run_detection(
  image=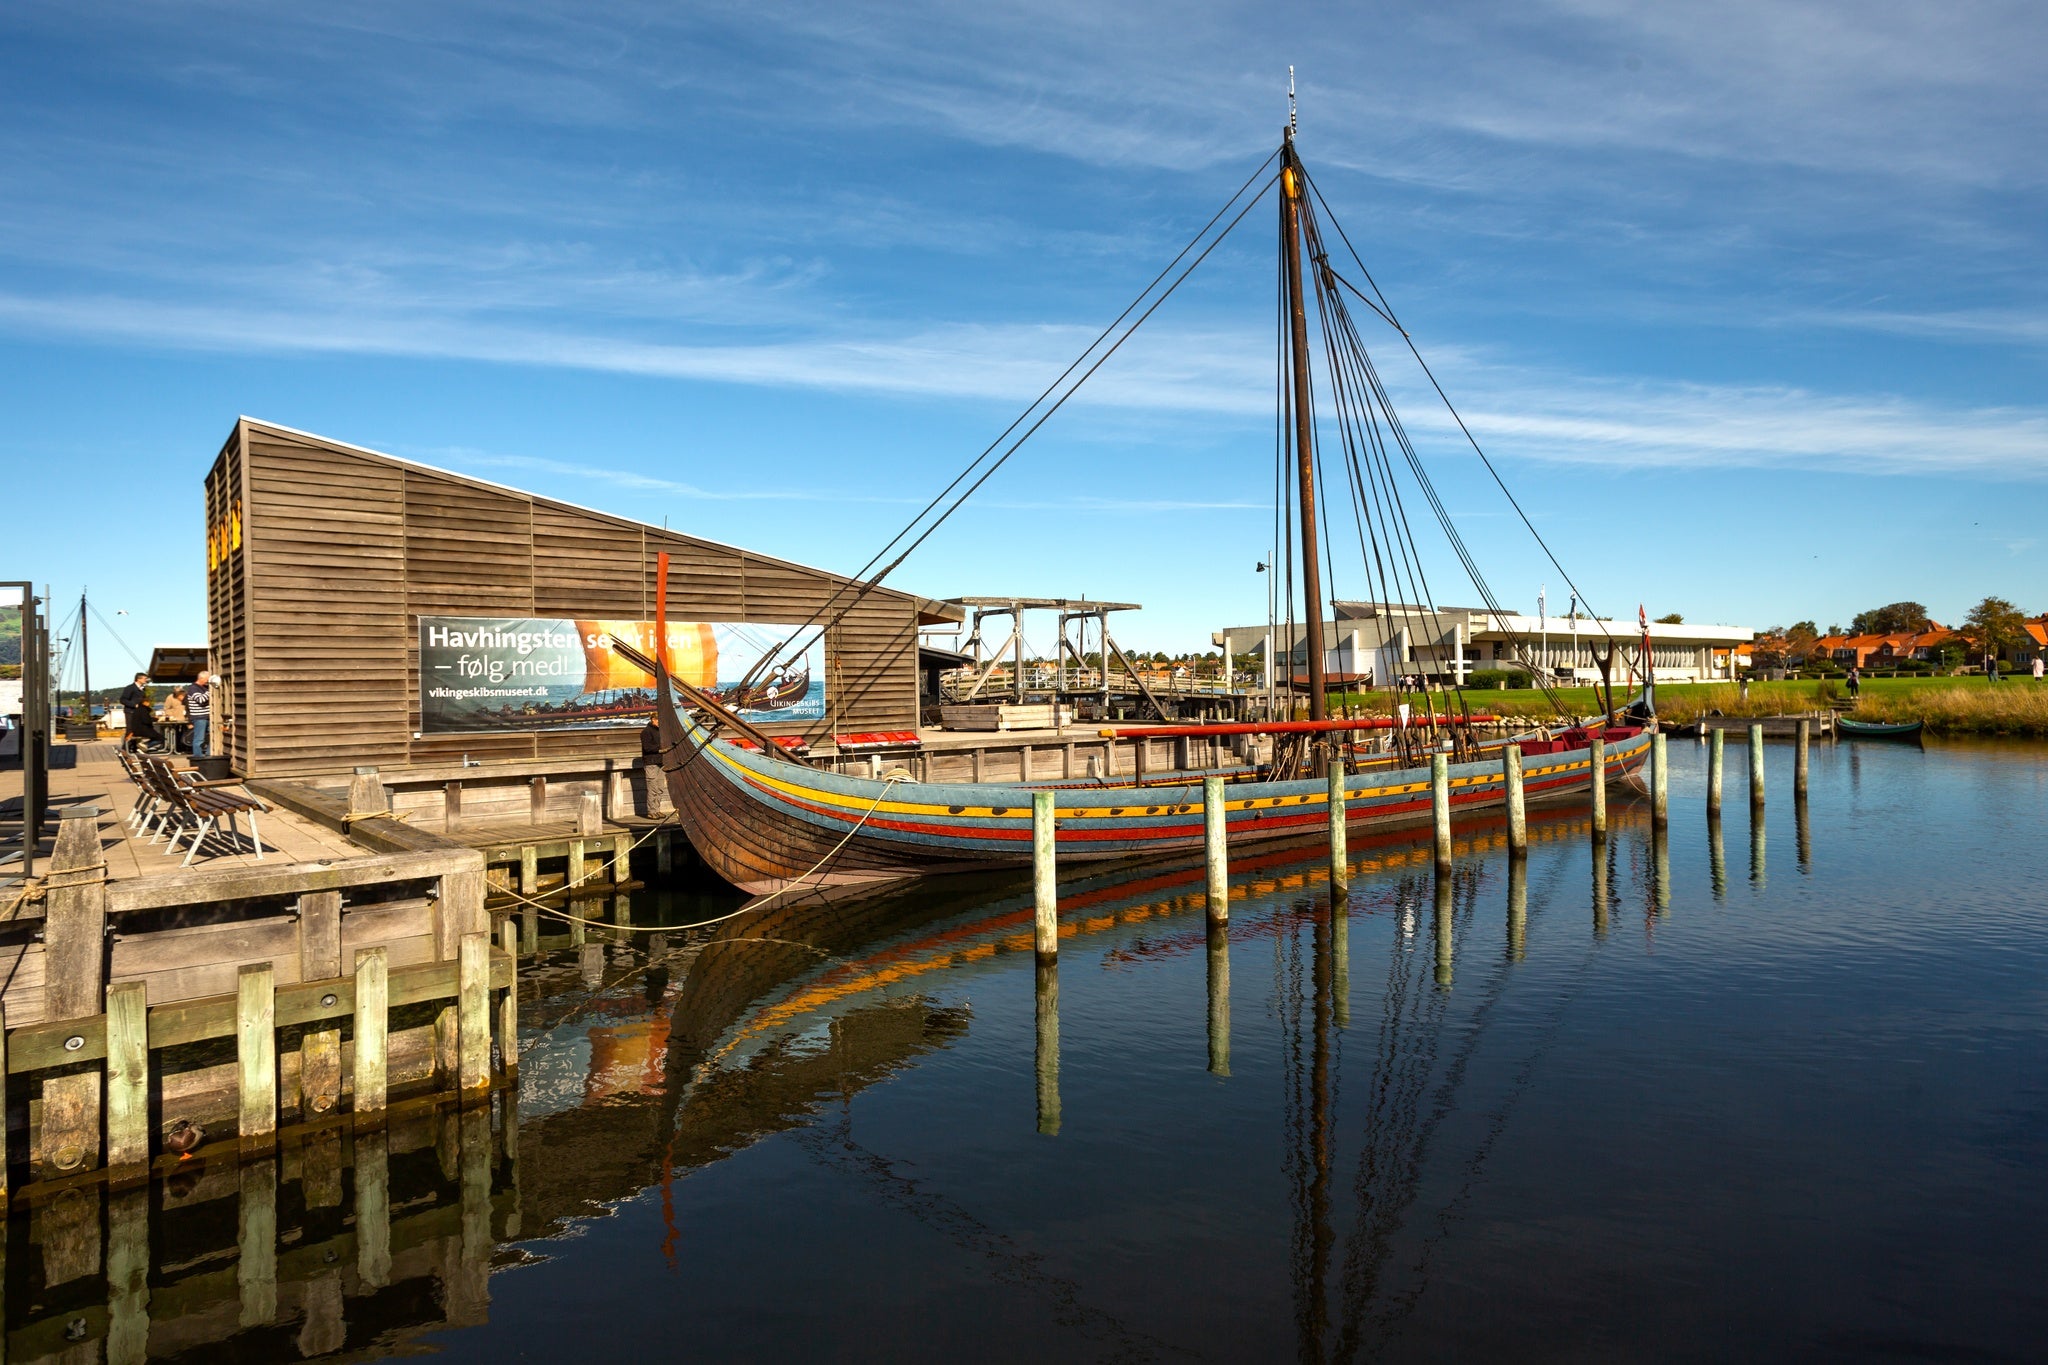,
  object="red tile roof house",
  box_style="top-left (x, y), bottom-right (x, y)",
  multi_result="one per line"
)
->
top-left (1813, 627), bottom-right (1957, 668)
